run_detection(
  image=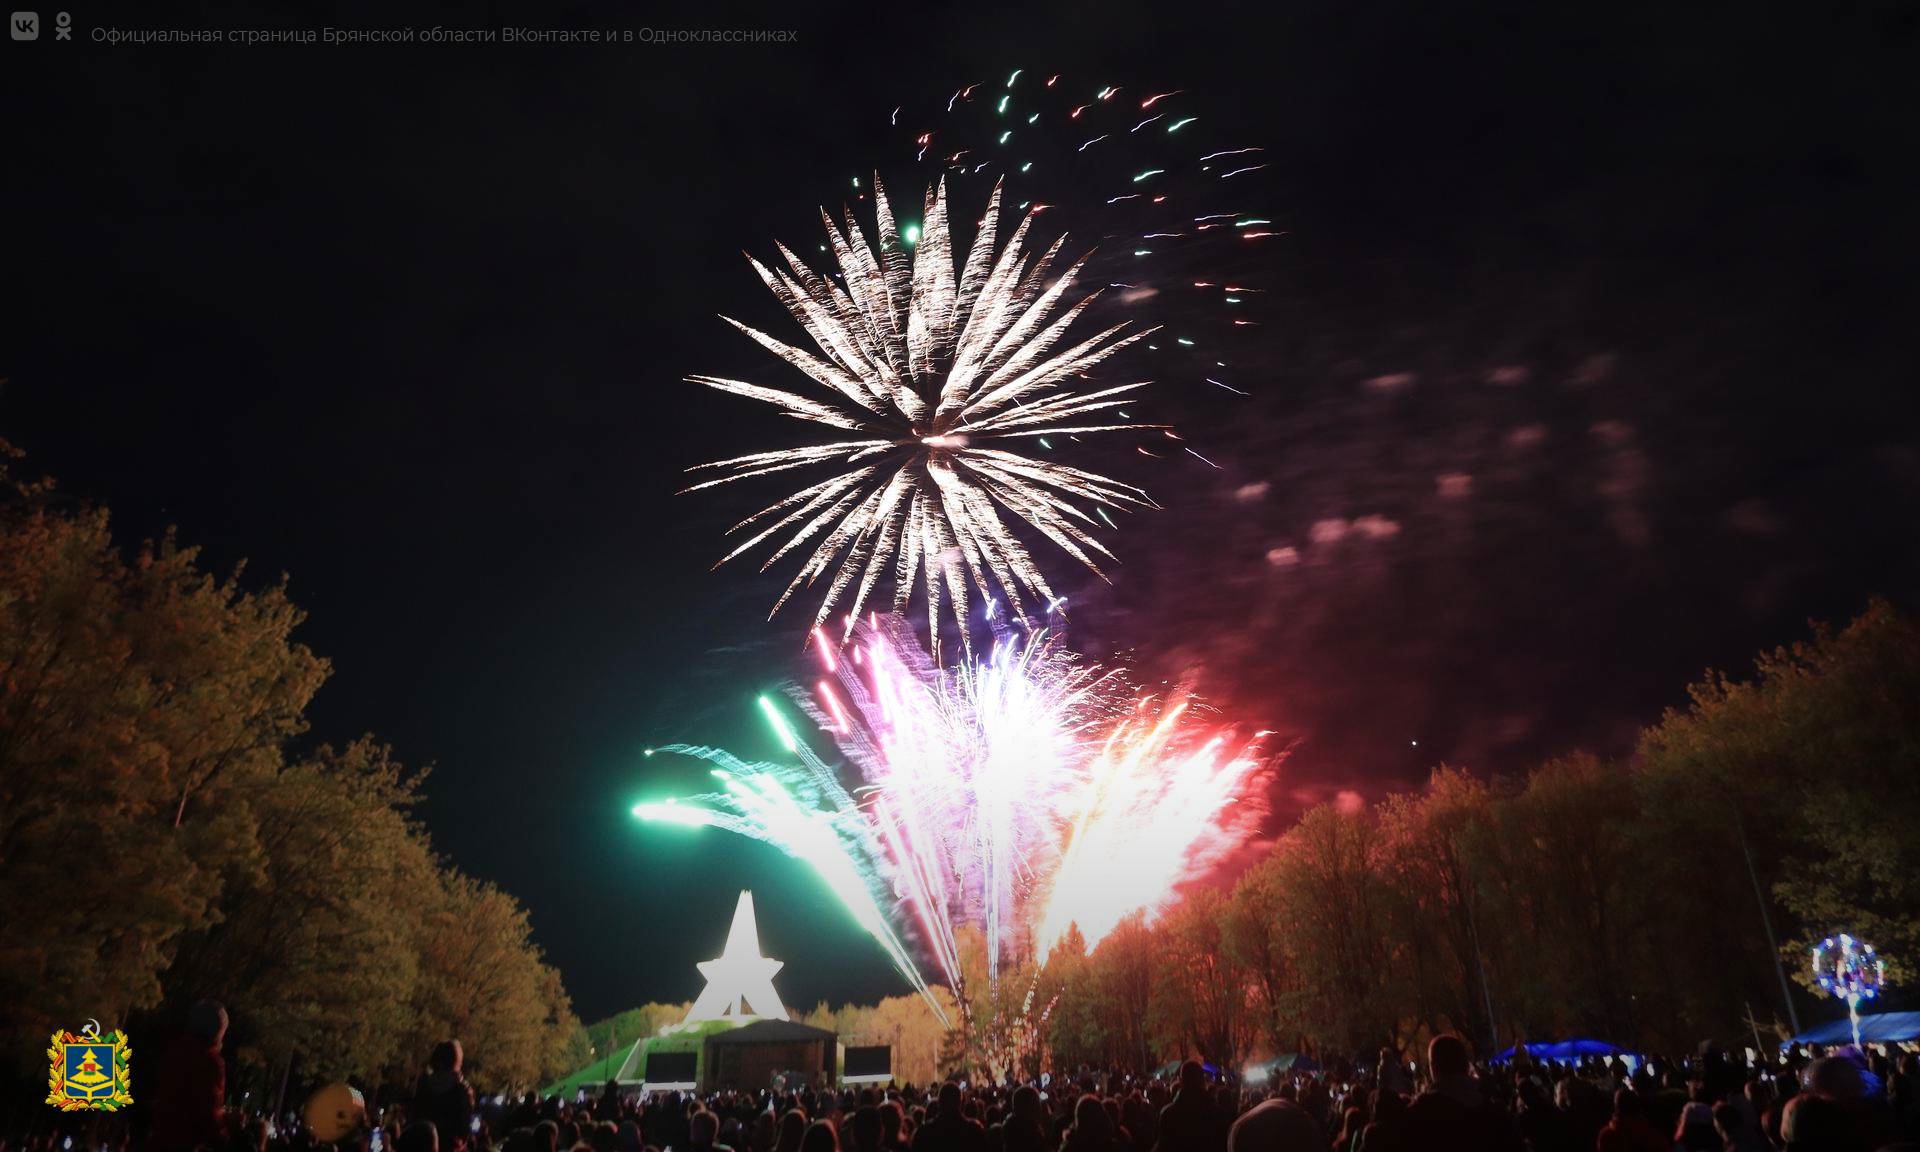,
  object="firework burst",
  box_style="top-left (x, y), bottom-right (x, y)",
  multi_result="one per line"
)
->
top-left (889, 71), bottom-right (1280, 416)
top-left (686, 179), bottom-right (1159, 648)
top-left (634, 615), bottom-right (1271, 1037)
